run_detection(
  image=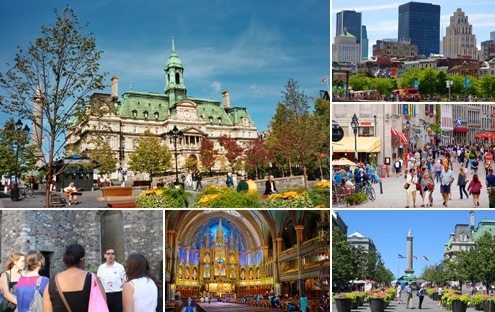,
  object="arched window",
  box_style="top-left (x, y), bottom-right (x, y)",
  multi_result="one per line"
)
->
top-left (175, 73), bottom-right (180, 84)
top-left (209, 117), bottom-right (213, 124)
top-left (154, 112), bottom-right (159, 120)
top-left (100, 211), bottom-right (125, 263)
top-left (132, 110), bottom-right (137, 118)
top-left (218, 117), bottom-right (222, 124)
top-left (106, 137), bottom-right (111, 147)
top-left (144, 111), bottom-right (148, 119)
top-left (133, 139), bottom-right (138, 149)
